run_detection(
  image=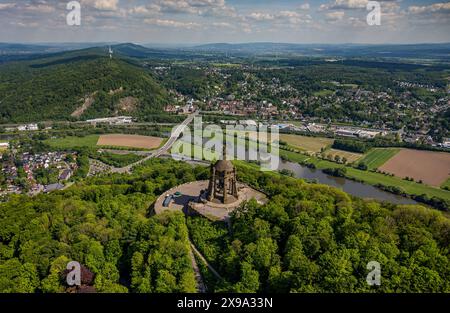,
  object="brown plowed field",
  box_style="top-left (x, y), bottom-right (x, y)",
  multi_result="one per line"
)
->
top-left (379, 149), bottom-right (450, 186)
top-left (97, 134), bottom-right (163, 150)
